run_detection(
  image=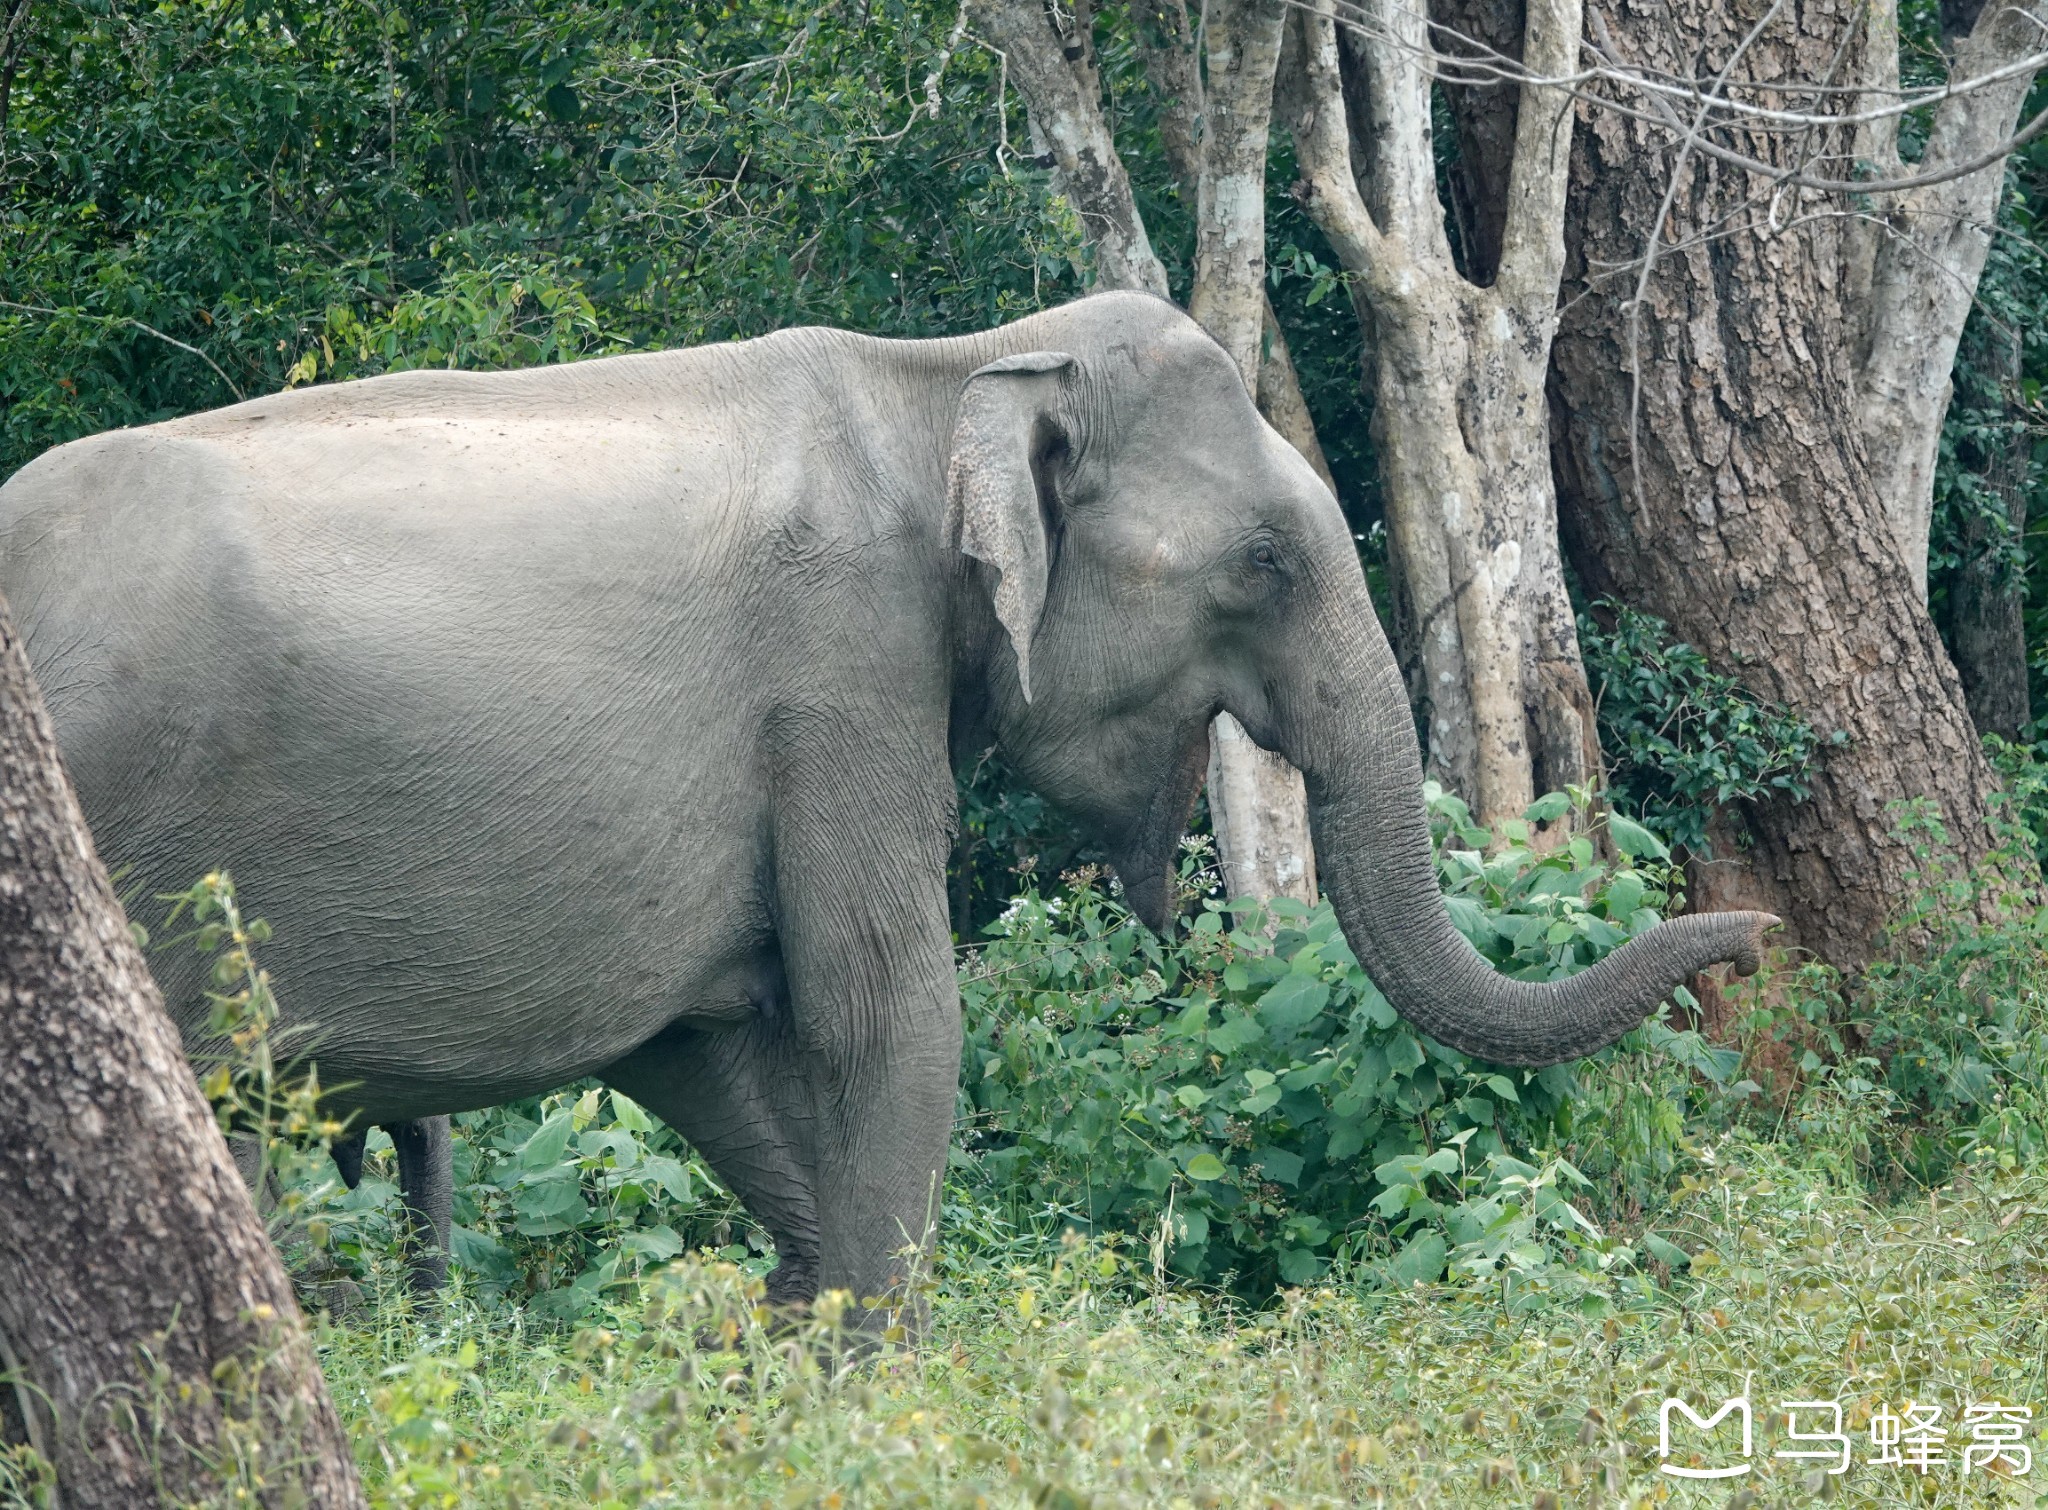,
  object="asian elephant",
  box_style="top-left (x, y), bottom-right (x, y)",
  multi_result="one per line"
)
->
top-left (0, 292), bottom-right (1774, 1314)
